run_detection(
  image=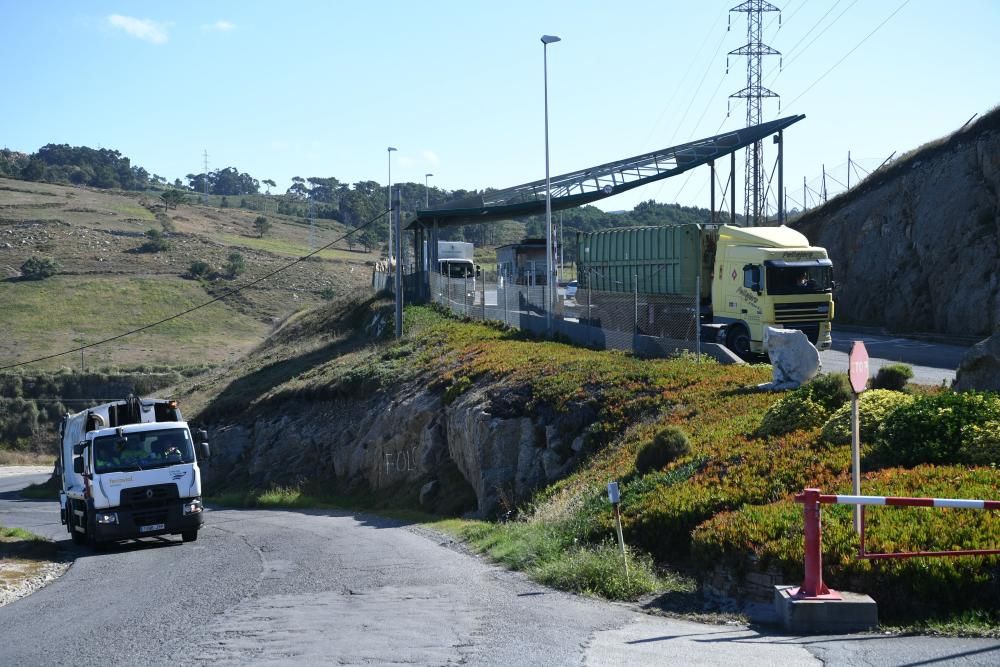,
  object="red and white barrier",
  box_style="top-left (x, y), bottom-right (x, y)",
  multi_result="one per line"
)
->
top-left (812, 492), bottom-right (1000, 510)
top-left (792, 488), bottom-right (1000, 599)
